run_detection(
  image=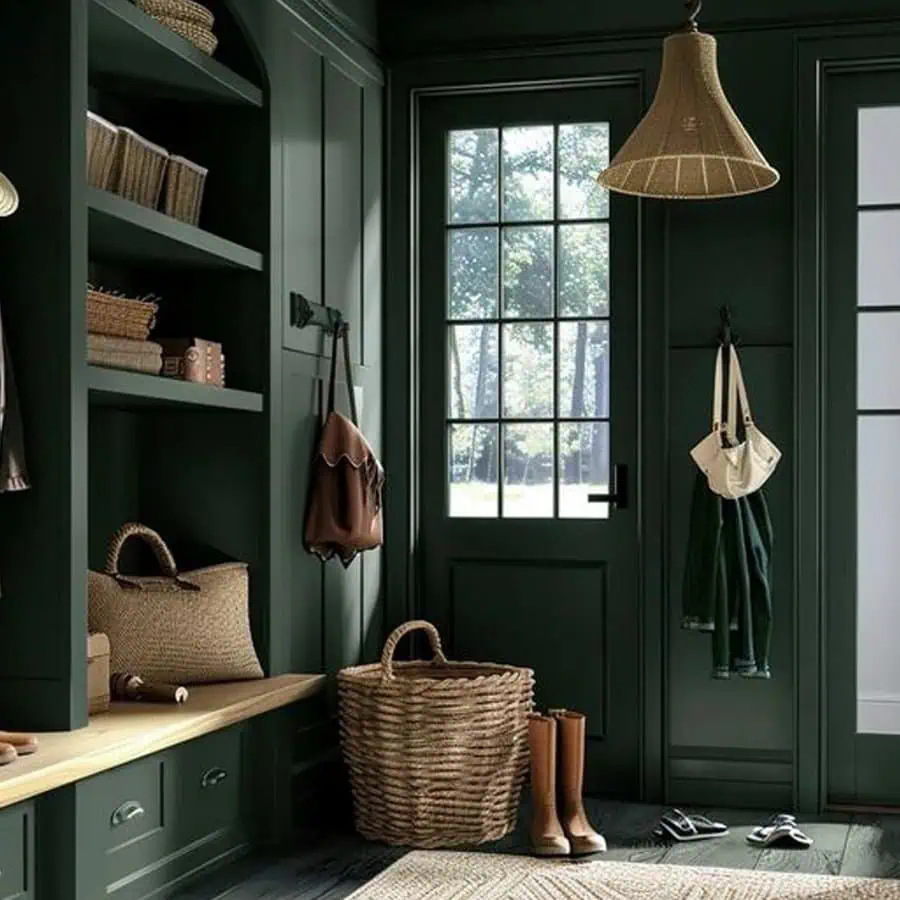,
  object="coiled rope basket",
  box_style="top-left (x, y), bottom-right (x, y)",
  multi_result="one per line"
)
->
top-left (337, 620), bottom-right (535, 848)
